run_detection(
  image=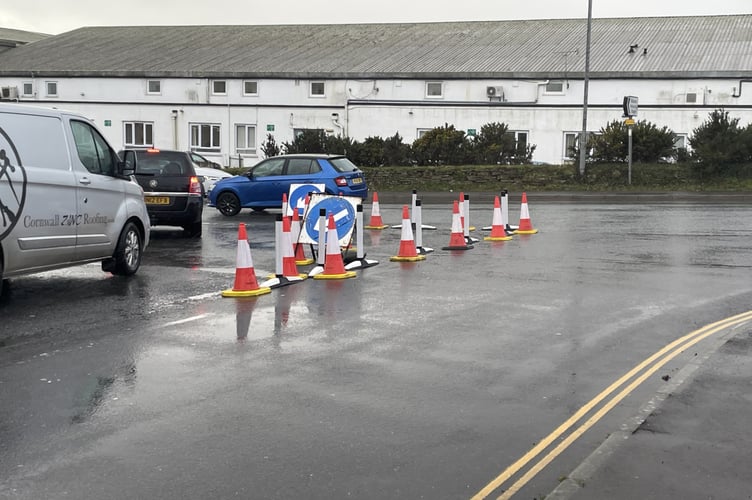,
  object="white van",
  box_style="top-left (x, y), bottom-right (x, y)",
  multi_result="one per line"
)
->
top-left (0, 103), bottom-right (150, 297)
